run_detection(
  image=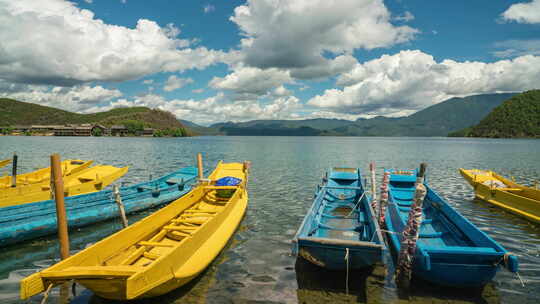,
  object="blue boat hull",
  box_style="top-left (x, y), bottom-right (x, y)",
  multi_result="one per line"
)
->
top-left (297, 238), bottom-right (383, 270)
top-left (384, 169), bottom-right (518, 287)
top-left (0, 167), bottom-right (198, 247)
top-left (293, 168), bottom-right (386, 270)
